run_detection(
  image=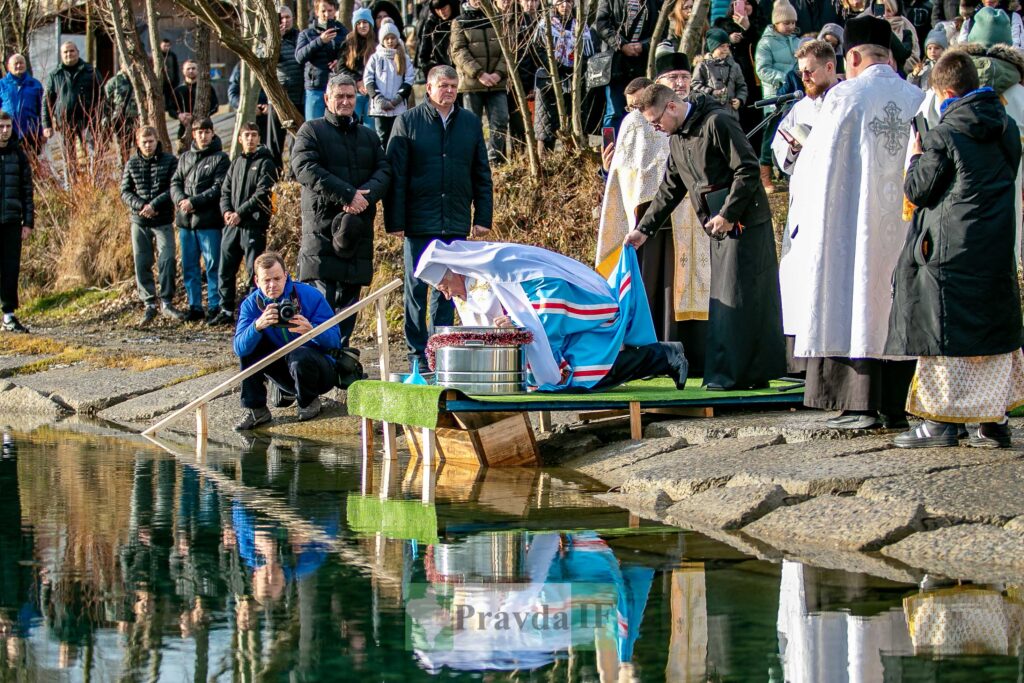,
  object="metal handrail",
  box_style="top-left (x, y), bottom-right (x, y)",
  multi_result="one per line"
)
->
top-left (141, 278), bottom-right (402, 436)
